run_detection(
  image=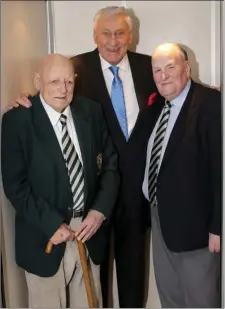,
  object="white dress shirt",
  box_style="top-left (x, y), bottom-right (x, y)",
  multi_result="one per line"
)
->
top-left (99, 54), bottom-right (139, 136)
top-left (142, 79), bottom-right (191, 201)
top-left (40, 94), bottom-right (83, 164)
